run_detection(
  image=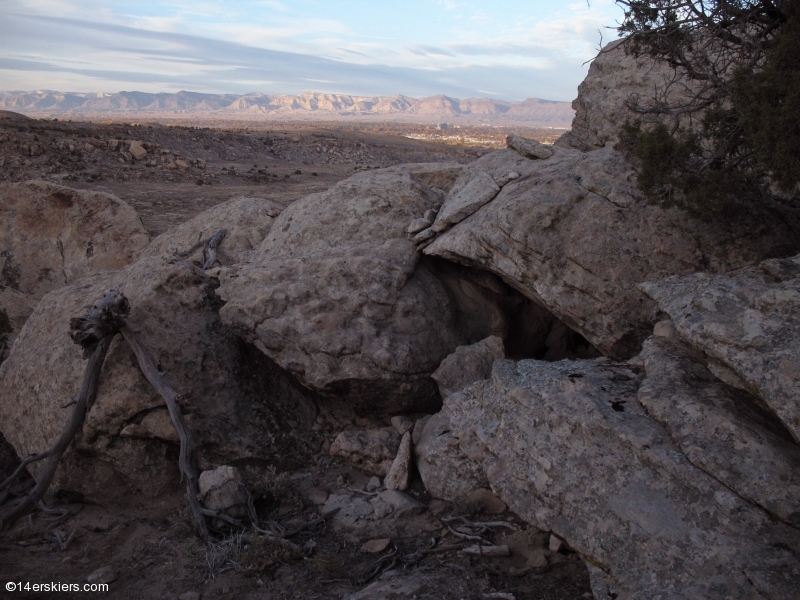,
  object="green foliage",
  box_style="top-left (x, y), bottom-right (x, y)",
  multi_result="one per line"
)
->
top-left (615, 120), bottom-right (756, 218)
top-left (730, 10), bottom-right (800, 191)
top-left (614, 0), bottom-right (800, 216)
